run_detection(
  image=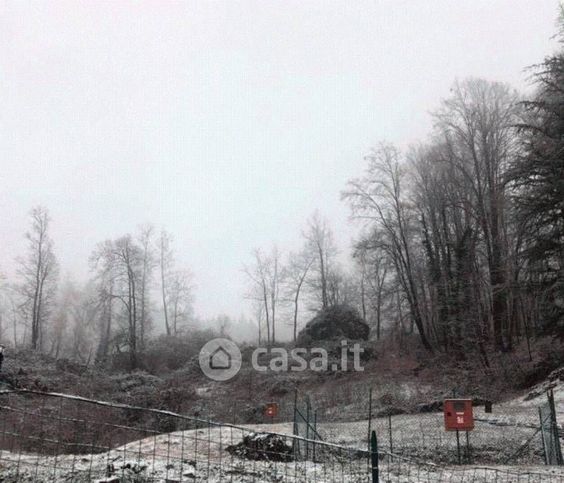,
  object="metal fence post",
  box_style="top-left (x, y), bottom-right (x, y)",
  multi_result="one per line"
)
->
top-left (548, 389), bottom-right (564, 465)
top-left (313, 410), bottom-right (317, 463)
top-left (388, 414), bottom-right (393, 458)
top-left (367, 387), bottom-right (373, 455)
top-left (292, 389), bottom-right (298, 459)
top-left (539, 406), bottom-right (548, 465)
top-left (466, 430), bottom-right (471, 463)
top-left (306, 396), bottom-right (311, 460)
top-left (370, 430), bottom-right (379, 483)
